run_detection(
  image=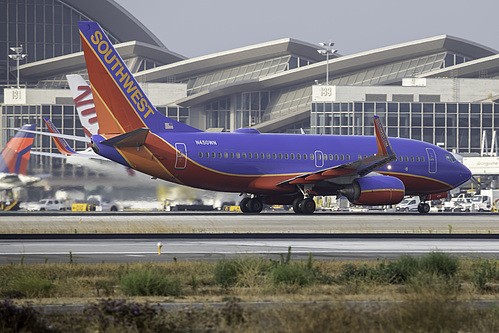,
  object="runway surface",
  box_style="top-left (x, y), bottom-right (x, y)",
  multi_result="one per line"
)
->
top-left (1, 234), bottom-right (499, 263)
